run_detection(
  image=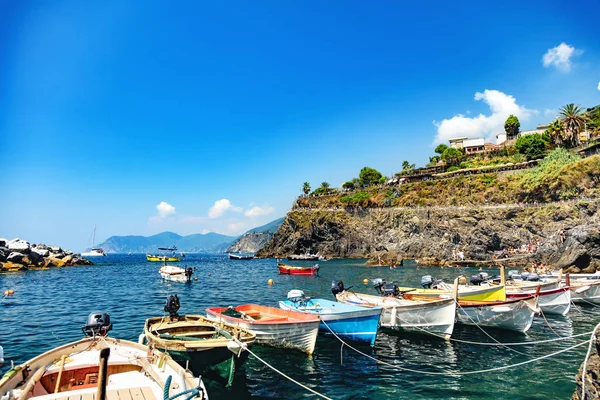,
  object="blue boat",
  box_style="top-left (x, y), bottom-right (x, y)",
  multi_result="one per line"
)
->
top-left (278, 289), bottom-right (382, 346)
